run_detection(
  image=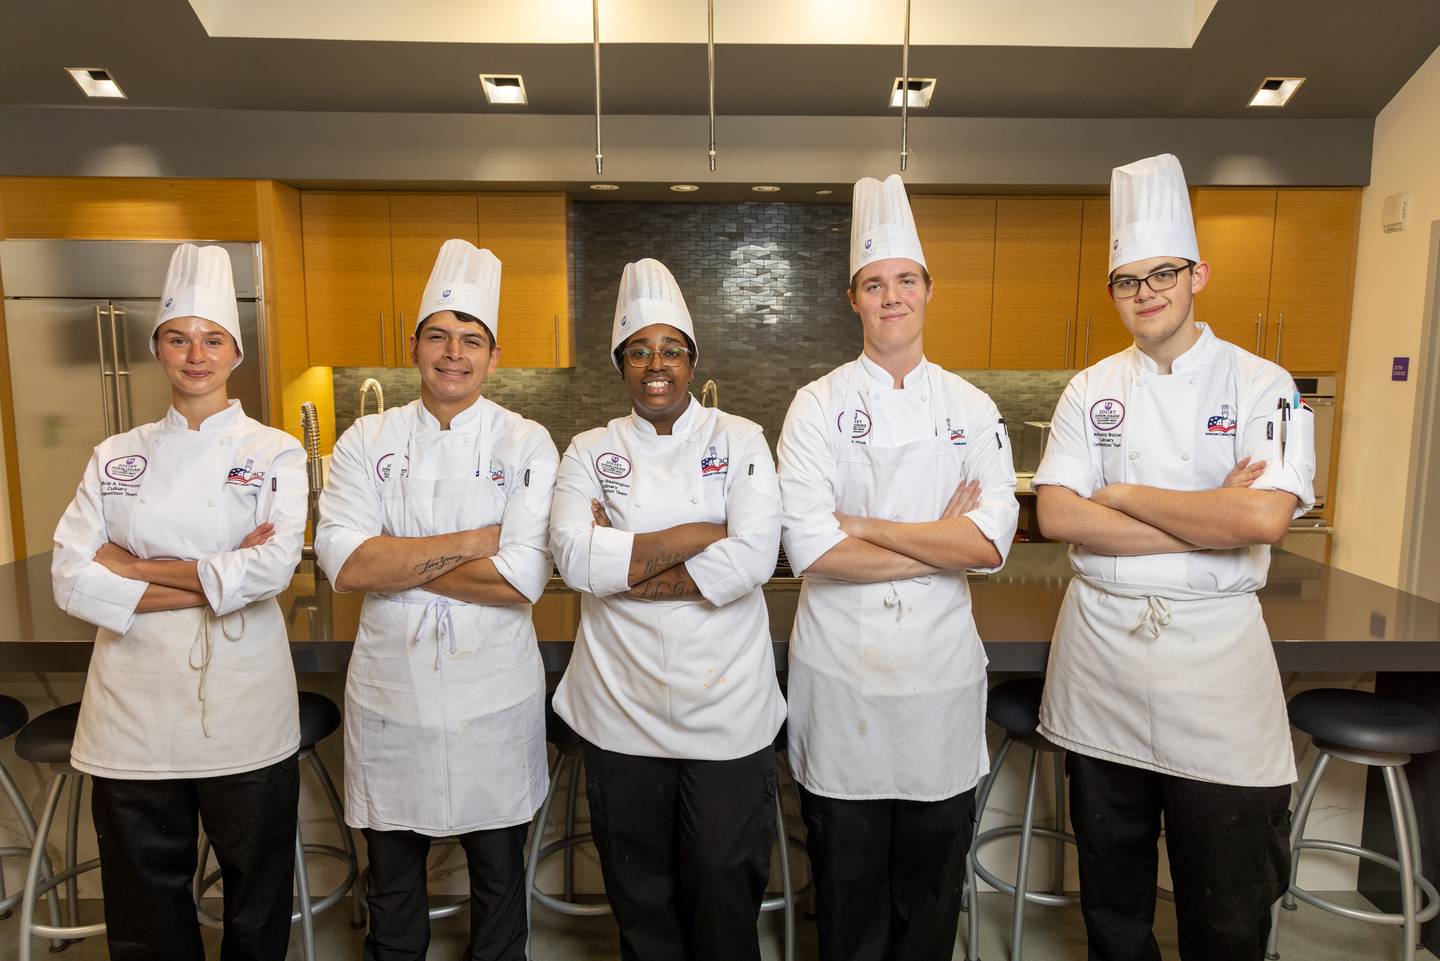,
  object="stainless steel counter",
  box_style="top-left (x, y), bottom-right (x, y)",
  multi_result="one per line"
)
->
top-left (2, 544), bottom-right (1437, 674)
